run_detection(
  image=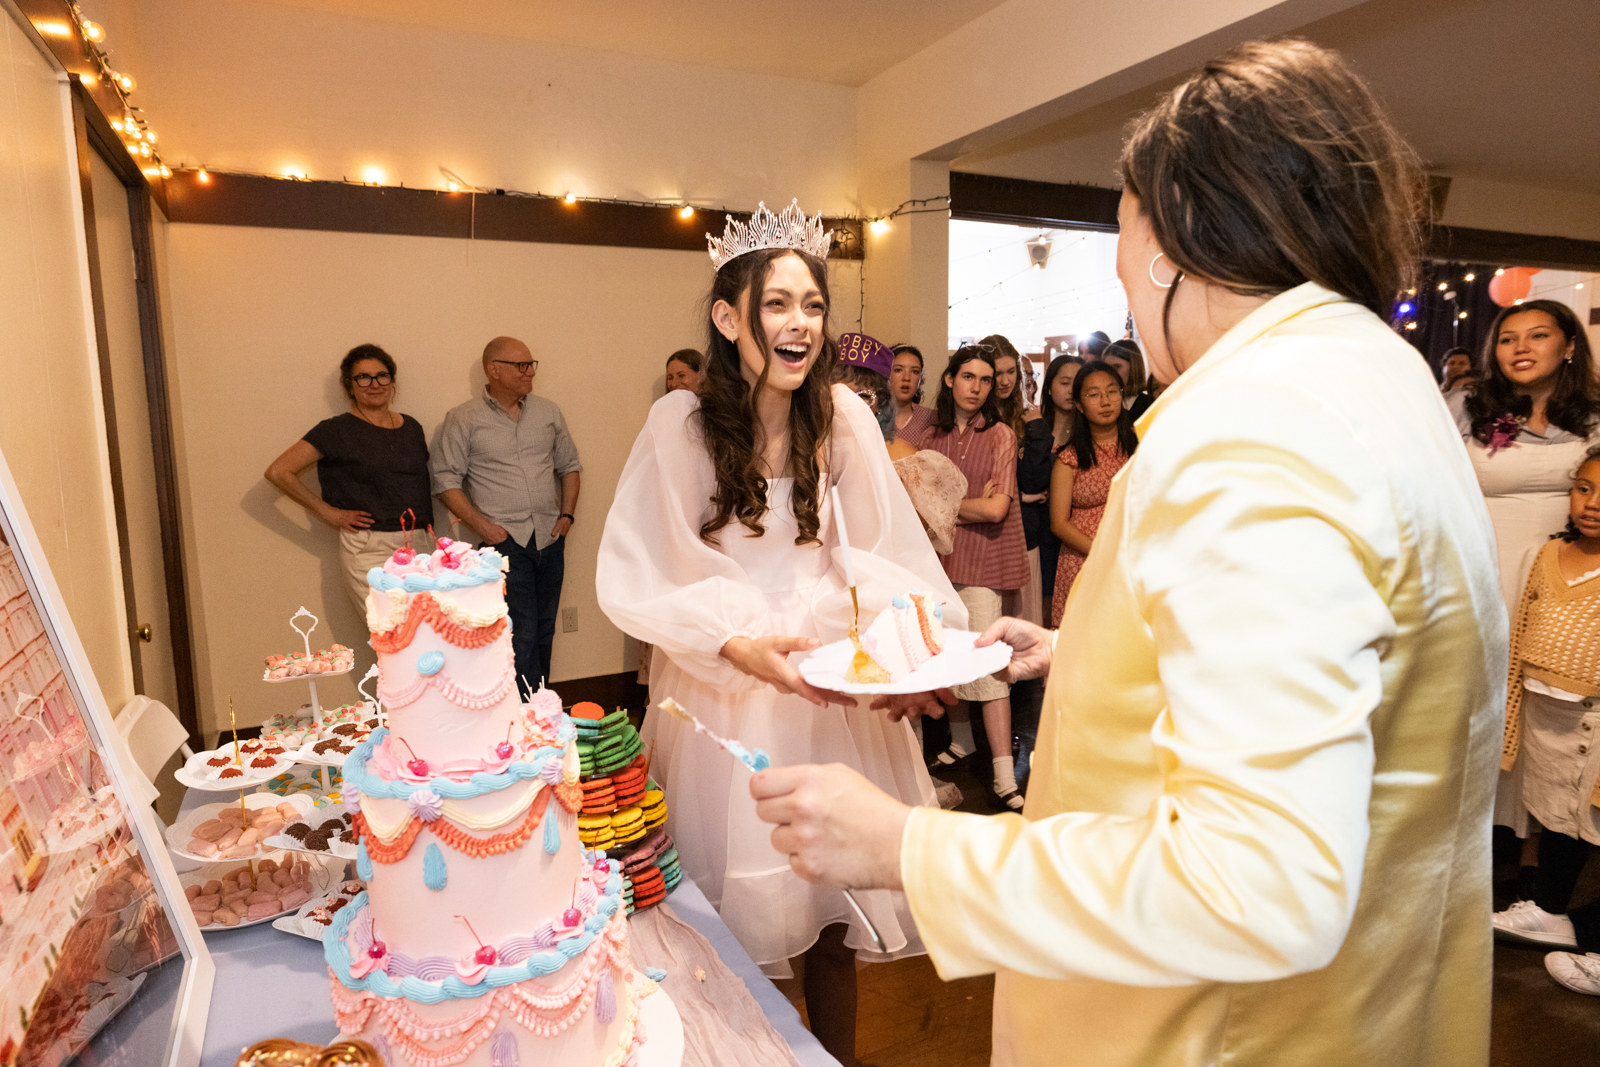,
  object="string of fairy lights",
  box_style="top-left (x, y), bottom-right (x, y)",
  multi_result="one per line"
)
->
top-left (29, 3), bottom-right (173, 179)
